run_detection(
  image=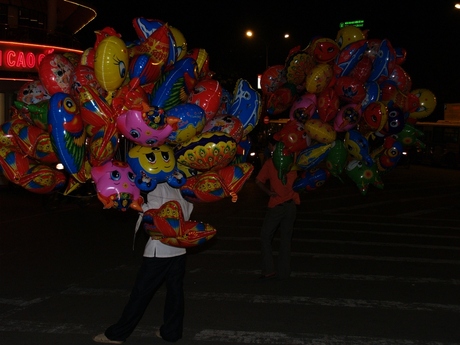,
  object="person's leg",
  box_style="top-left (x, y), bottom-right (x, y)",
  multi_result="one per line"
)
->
top-left (260, 206), bottom-right (284, 276)
top-left (277, 202), bottom-right (296, 279)
top-left (105, 257), bottom-right (168, 341)
top-left (160, 254), bottom-right (186, 342)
